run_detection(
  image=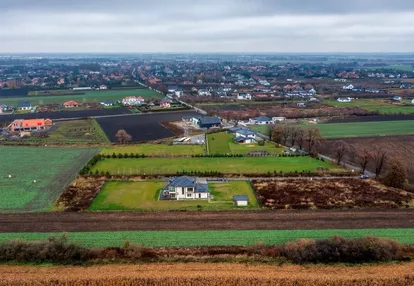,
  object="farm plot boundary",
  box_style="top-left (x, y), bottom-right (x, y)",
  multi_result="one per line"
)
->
top-left (0, 229), bottom-right (414, 247)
